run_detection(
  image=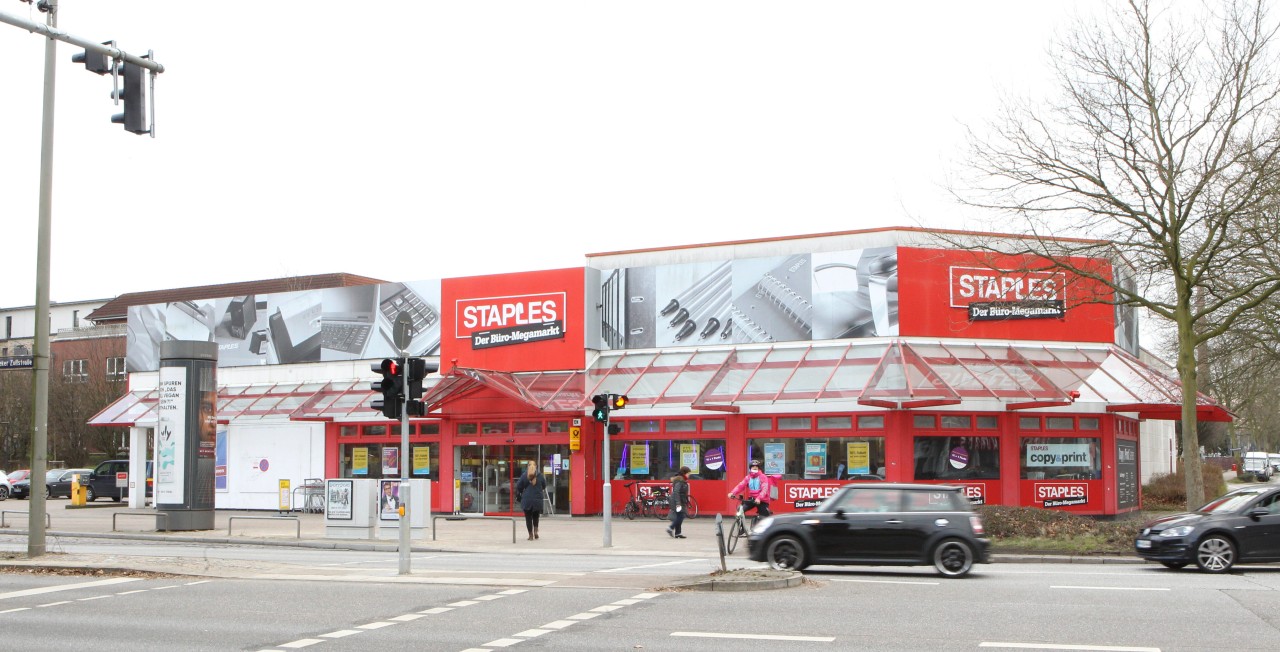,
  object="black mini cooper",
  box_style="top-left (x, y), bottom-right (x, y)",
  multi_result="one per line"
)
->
top-left (746, 483), bottom-right (990, 577)
top-left (1135, 485), bottom-right (1280, 573)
